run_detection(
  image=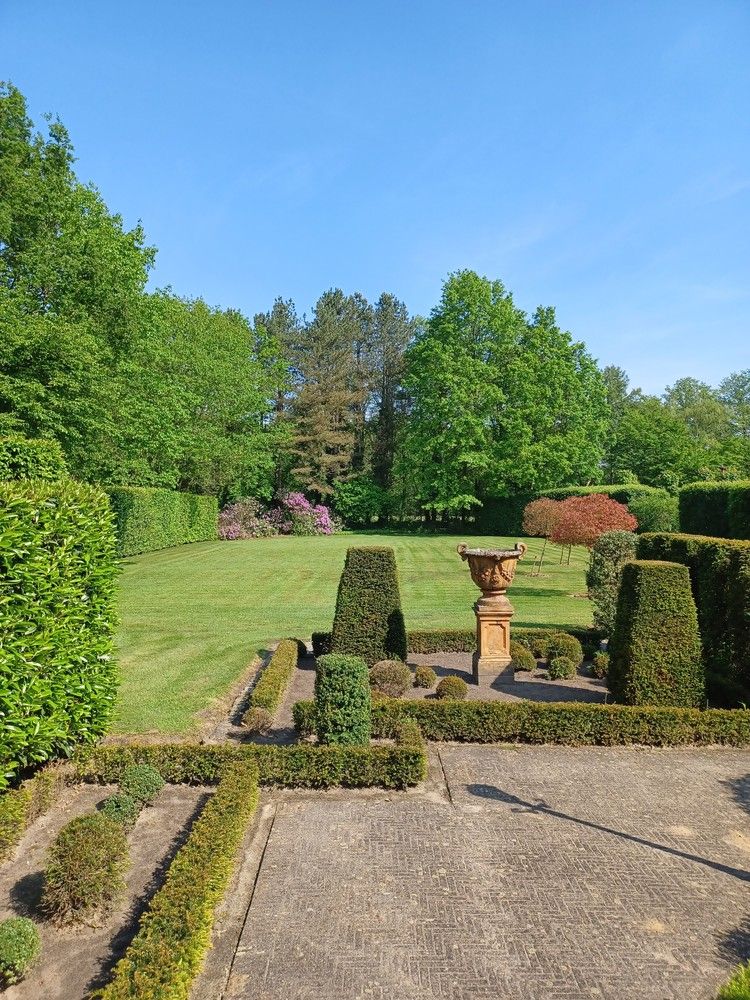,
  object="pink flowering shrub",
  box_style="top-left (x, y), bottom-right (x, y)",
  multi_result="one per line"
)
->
top-left (218, 493), bottom-right (339, 540)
